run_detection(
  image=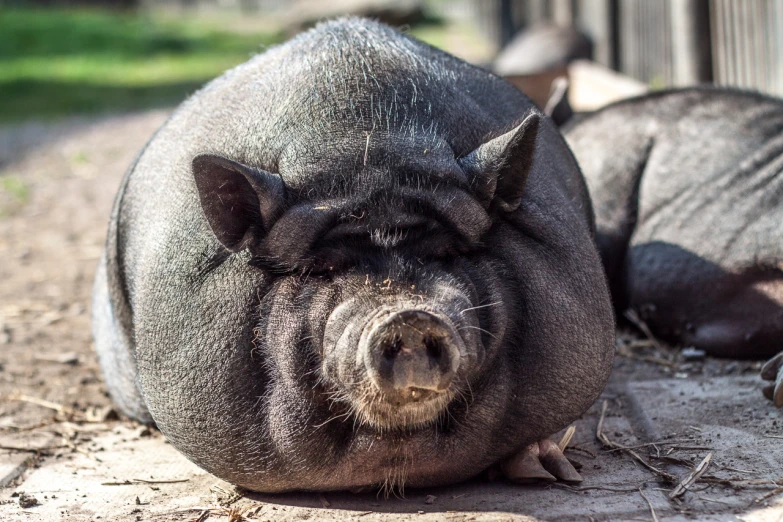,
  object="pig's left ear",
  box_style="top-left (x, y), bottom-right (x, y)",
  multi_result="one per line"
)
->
top-left (458, 111), bottom-right (541, 212)
top-left (192, 154), bottom-right (286, 252)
